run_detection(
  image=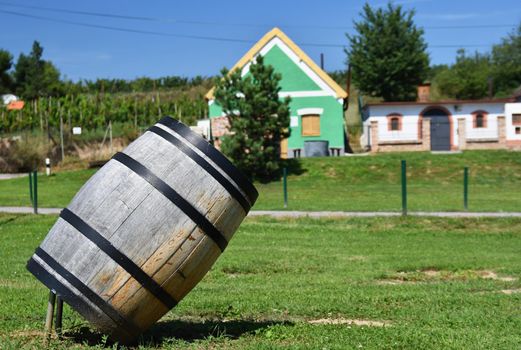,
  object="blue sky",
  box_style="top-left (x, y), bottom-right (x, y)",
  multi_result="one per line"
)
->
top-left (0, 0), bottom-right (519, 81)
